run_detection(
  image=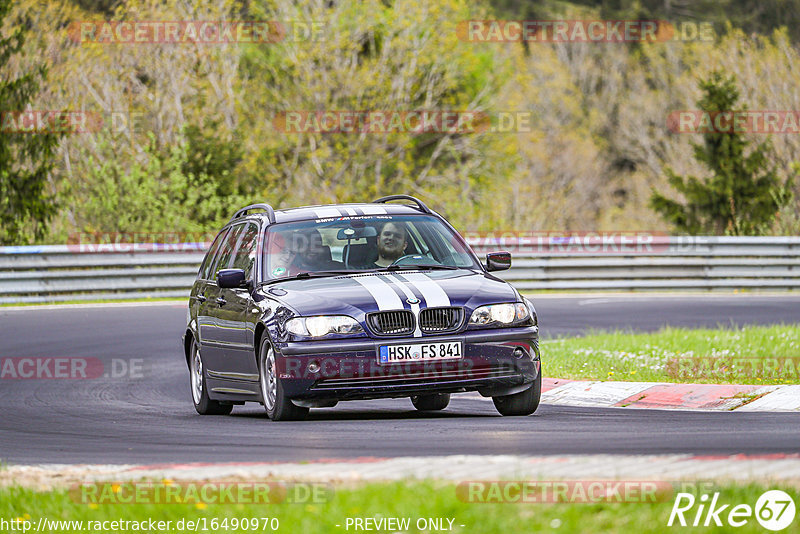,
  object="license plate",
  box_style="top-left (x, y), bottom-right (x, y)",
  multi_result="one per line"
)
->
top-left (378, 341), bottom-right (462, 364)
